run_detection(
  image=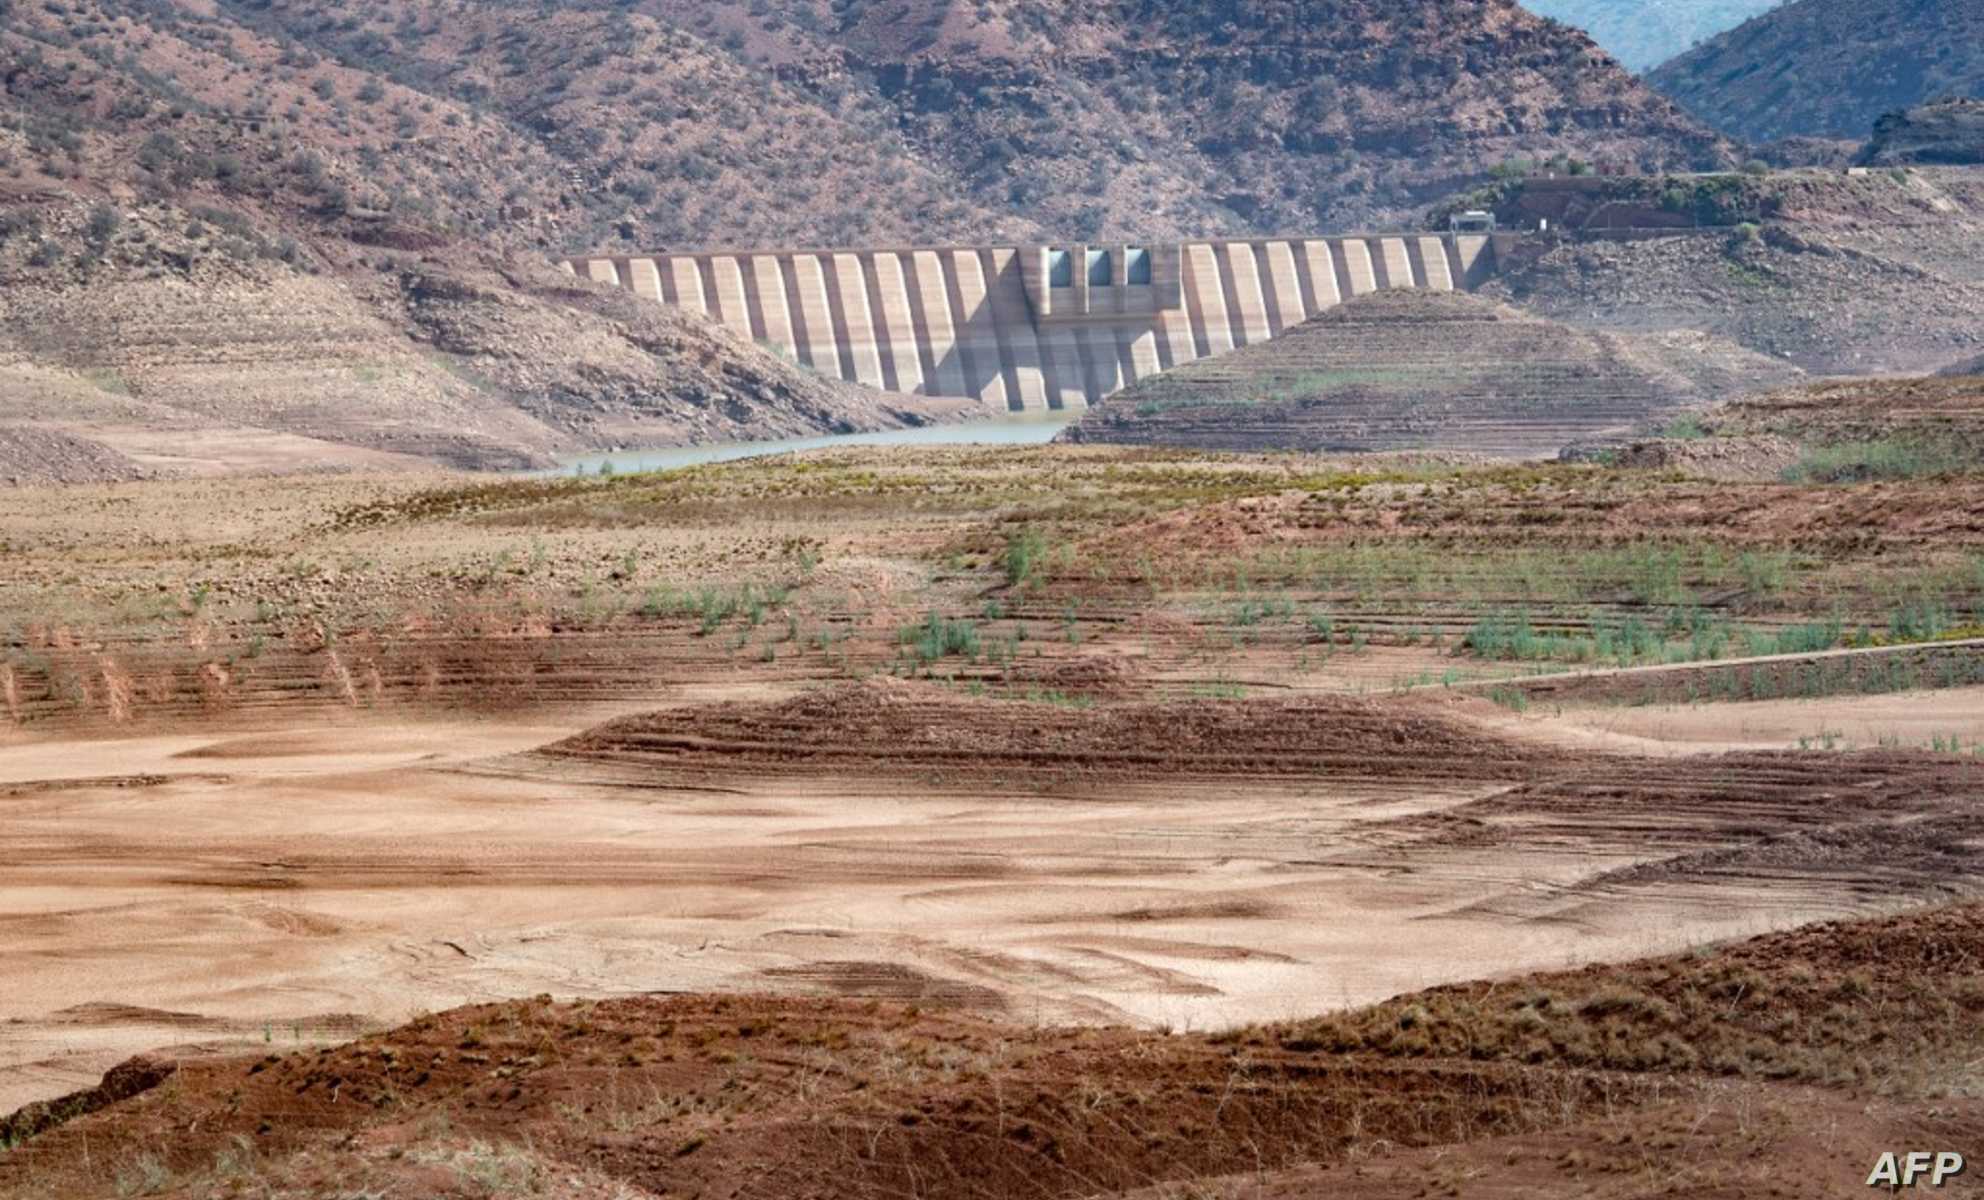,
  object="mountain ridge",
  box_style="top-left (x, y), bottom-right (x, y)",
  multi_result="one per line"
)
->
top-left (1646, 0), bottom-right (1984, 141)
top-left (1523, 0), bottom-right (1785, 73)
